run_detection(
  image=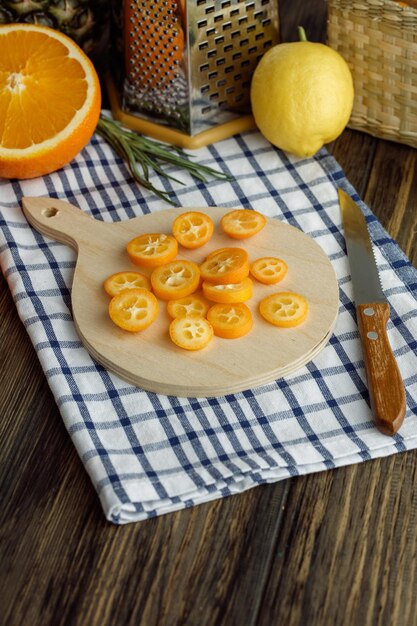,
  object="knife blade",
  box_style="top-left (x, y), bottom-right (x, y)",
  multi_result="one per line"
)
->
top-left (338, 188), bottom-right (406, 435)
